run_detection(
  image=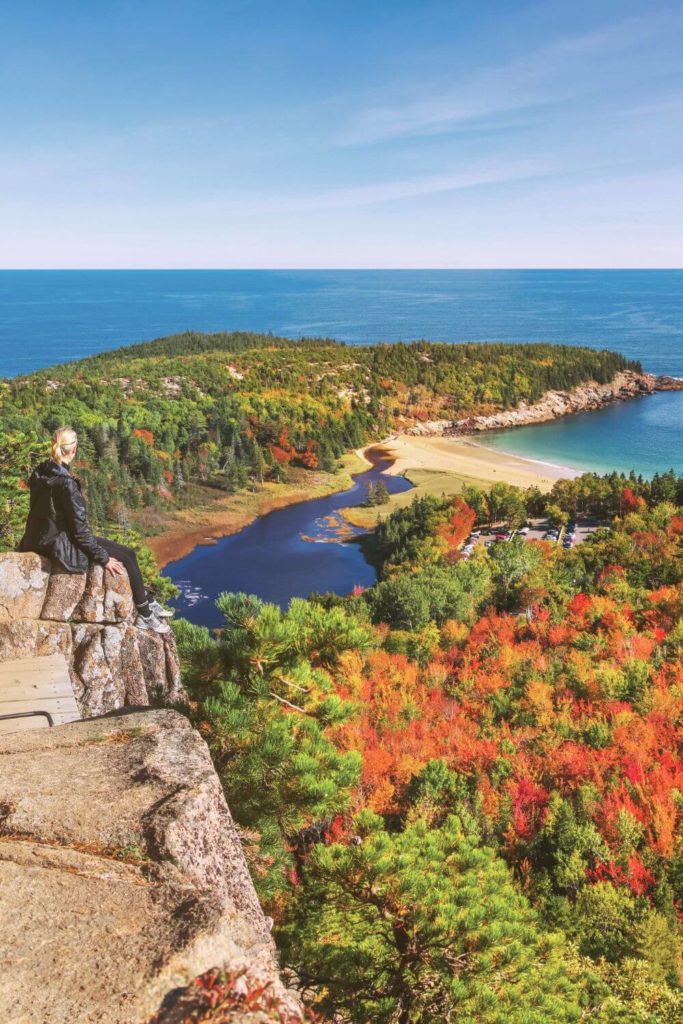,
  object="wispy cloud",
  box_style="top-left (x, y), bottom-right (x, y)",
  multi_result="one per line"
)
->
top-left (214, 161), bottom-right (549, 214)
top-left (338, 13), bottom-right (678, 145)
